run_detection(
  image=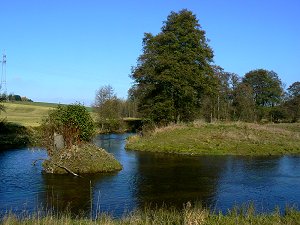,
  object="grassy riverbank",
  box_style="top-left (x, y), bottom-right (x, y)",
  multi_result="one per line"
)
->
top-left (126, 122), bottom-right (300, 155)
top-left (2, 205), bottom-right (300, 225)
top-left (0, 122), bottom-right (37, 150)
